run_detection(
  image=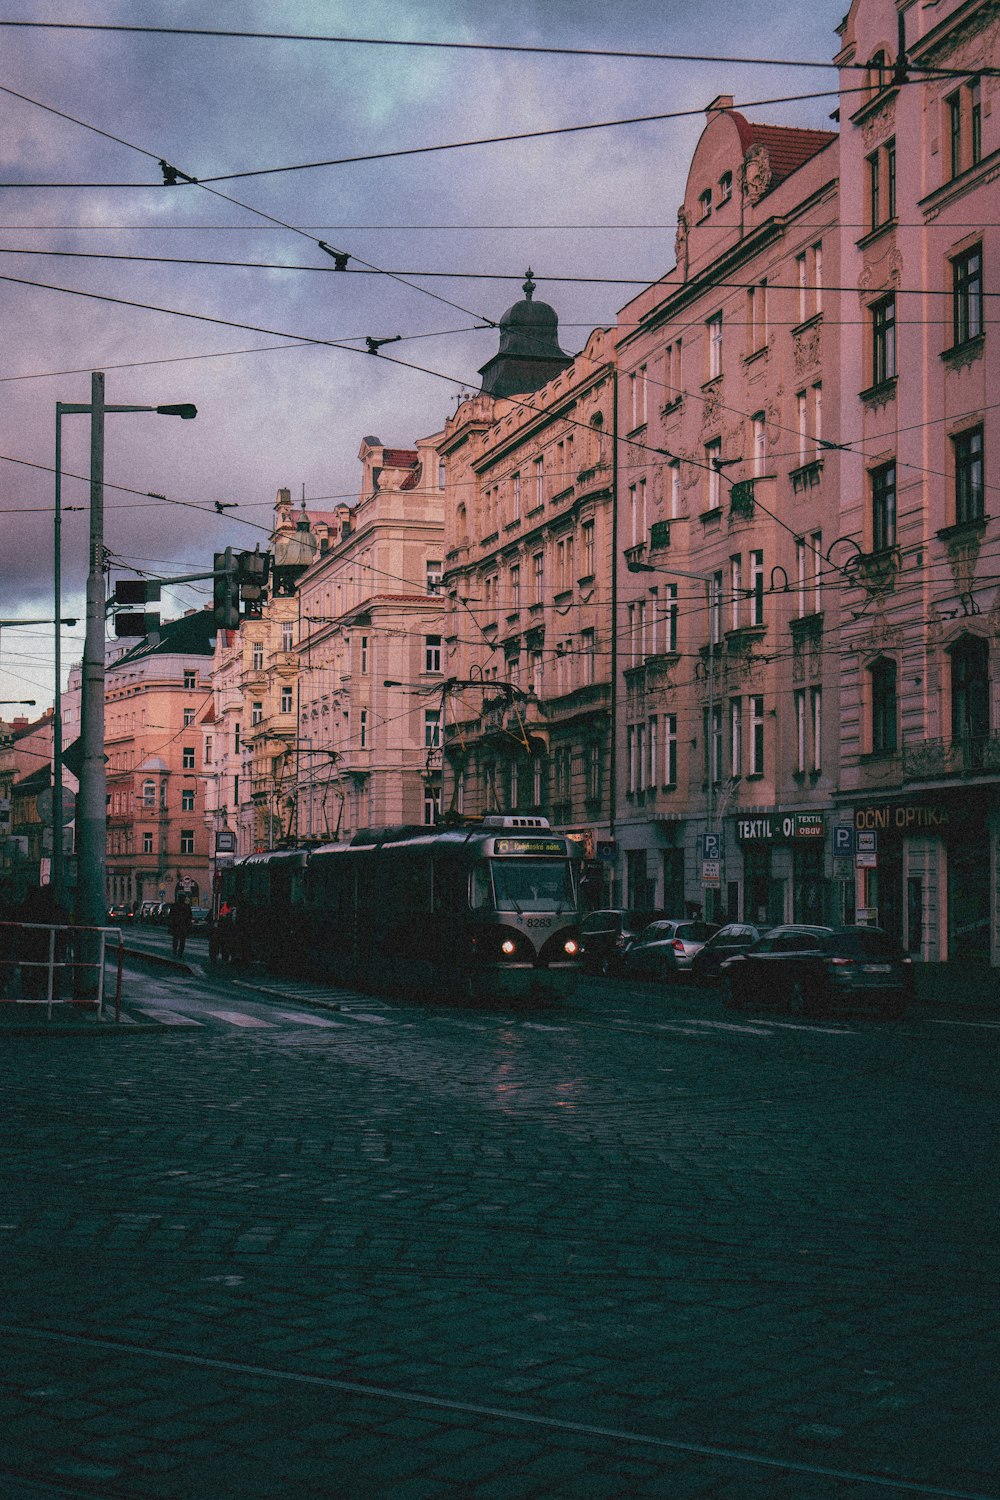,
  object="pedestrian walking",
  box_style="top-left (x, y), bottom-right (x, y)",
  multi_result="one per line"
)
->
top-left (167, 896), bottom-right (193, 958)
